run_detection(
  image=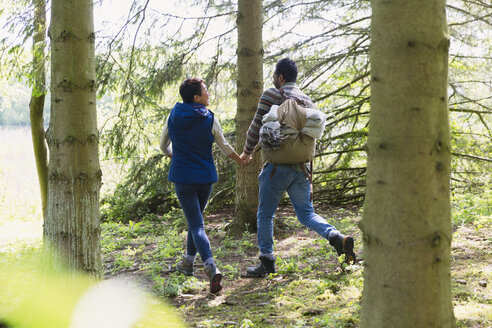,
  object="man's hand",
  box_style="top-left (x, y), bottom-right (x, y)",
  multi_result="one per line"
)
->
top-left (237, 158), bottom-right (247, 166)
top-left (240, 152), bottom-right (252, 164)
